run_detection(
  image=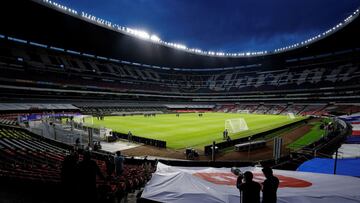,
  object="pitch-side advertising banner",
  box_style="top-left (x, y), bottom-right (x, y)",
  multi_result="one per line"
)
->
top-left (141, 162), bottom-right (360, 203)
